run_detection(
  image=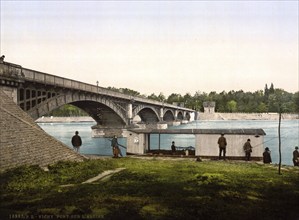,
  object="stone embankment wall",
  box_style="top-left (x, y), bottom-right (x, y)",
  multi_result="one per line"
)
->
top-left (0, 89), bottom-right (85, 171)
top-left (36, 116), bottom-right (95, 123)
top-left (199, 112), bottom-right (298, 120)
